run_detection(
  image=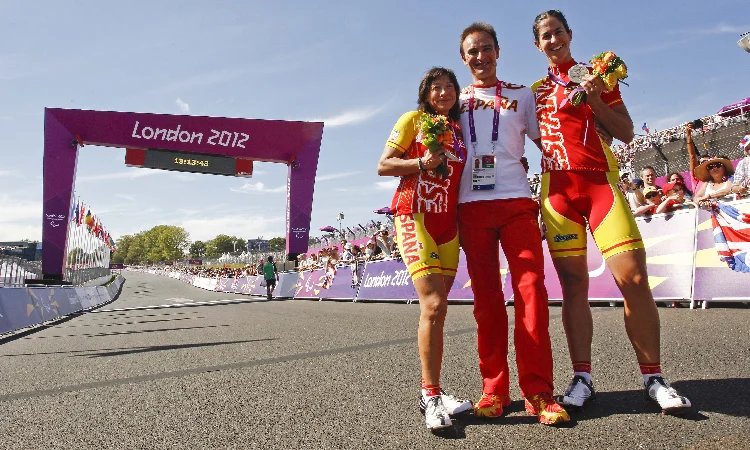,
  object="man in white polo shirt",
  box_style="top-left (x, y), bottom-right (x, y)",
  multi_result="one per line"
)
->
top-left (457, 22), bottom-right (569, 425)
